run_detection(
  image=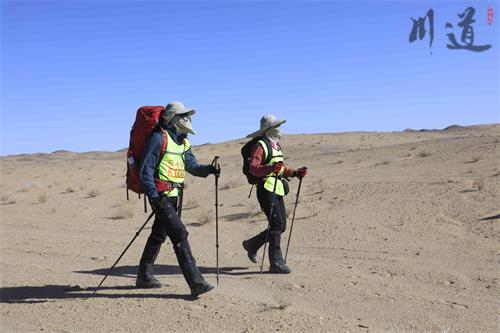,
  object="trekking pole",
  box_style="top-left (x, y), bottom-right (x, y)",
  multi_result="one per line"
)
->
top-left (93, 211), bottom-right (155, 294)
top-left (260, 173), bottom-right (279, 274)
top-left (248, 185), bottom-right (254, 198)
top-left (284, 170), bottom-right (306, 265)
top-left (211, 156), bottom-right (220, 286)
